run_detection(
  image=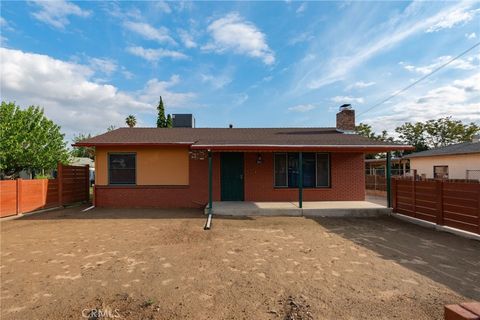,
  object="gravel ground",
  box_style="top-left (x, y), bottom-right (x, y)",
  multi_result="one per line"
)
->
top-left (1, 206), bottom-right (479, 320)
